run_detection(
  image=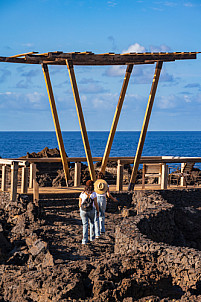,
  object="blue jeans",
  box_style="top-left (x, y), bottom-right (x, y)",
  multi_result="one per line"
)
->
top-left (80, 207), bottom-right (95, 244)
top-left (95, 195), bottom-right (106, 237)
